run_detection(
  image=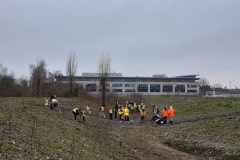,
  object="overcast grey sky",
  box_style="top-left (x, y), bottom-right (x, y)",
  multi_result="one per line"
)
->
top-left (0, 0), bottom-right (240, 88)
